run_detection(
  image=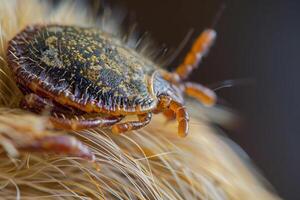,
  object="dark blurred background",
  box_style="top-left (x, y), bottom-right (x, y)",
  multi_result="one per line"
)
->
top-left (91, 0), bottom-right (299, 199)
